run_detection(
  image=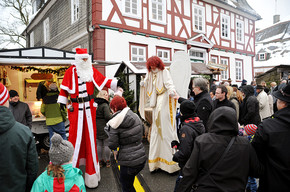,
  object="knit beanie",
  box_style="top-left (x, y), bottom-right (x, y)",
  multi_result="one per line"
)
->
top-left (9, 90), bottom-right (19, 98)
top-left (244, 124), bottom-right (257, 135)
top-left (180, 100), bottom-right (196, 116)
top-left (49, 133), bottom-right (74, 165)
top-left (0, 83), bottom-right (9, 105)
